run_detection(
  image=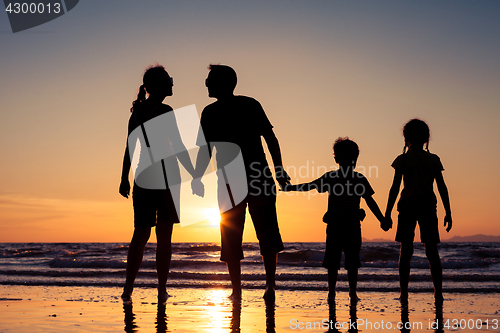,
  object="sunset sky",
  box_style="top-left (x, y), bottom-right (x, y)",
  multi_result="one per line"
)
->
top-left (1, 1), bottom-right (499, 243)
